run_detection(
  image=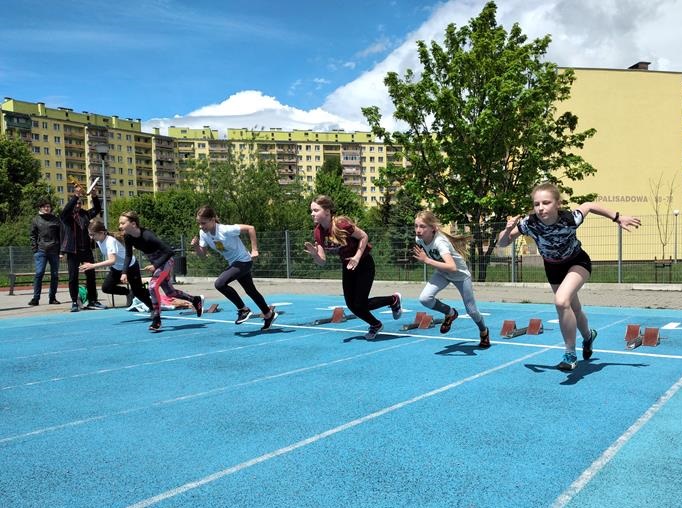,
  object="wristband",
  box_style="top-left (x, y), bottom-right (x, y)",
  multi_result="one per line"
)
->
top-left (612, 212), bottom-right (620, 223)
